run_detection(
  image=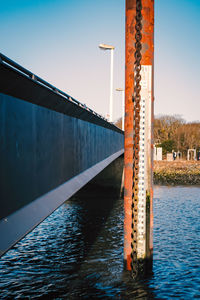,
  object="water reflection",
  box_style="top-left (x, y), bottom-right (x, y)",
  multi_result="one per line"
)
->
top-left (0, 185), bottom-right (199, 299)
